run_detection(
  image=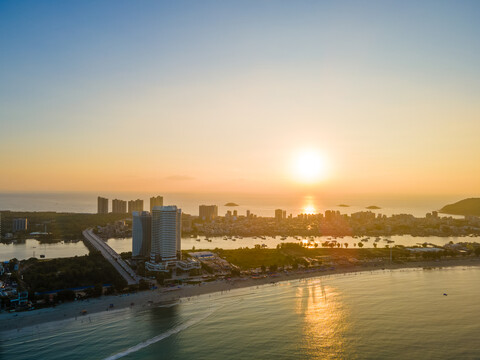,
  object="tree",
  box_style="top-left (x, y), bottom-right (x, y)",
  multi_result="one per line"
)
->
top-left (93, 283), bottom-right (103, 297)
top-left (230, 268), bottom-right (241, 277)
top-left (358, 242), bottom-right (364, 248)
top-left (344, 243), bottom-right (349, 249)
top-left (57, 290), bottom-right (75, 302)
top-left (373, 243), bottom-right (377, 248)
top-left (138, 280), bottom-right (150, 291)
